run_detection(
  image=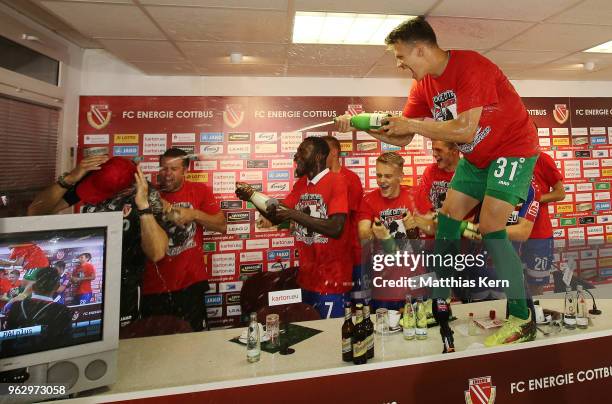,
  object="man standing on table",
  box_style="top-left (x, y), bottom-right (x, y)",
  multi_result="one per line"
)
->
top-left (236, 137), bottom-right (351, 319)
top-left (336, 17), bottom-right (540, 347)
top-left (142, 148), bottom-right (226, 331)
